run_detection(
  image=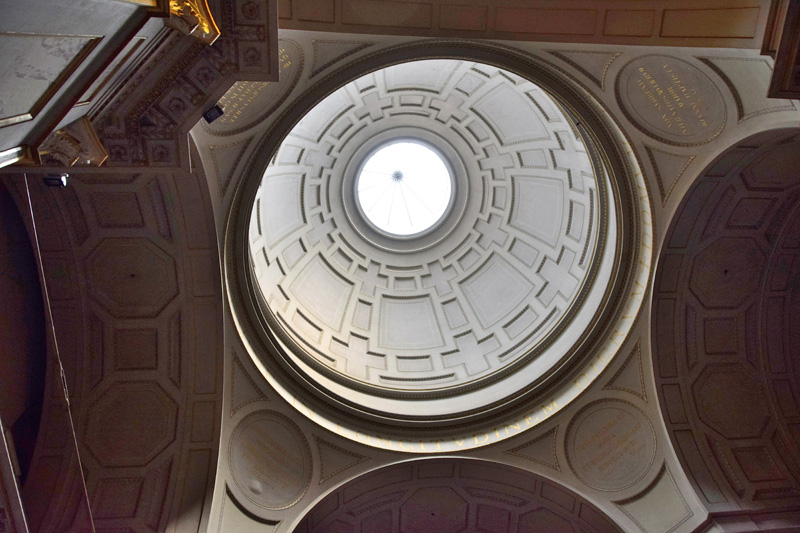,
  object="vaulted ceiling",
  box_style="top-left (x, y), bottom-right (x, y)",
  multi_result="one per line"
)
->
top-left (1, 2), bottom-right (799, 533)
